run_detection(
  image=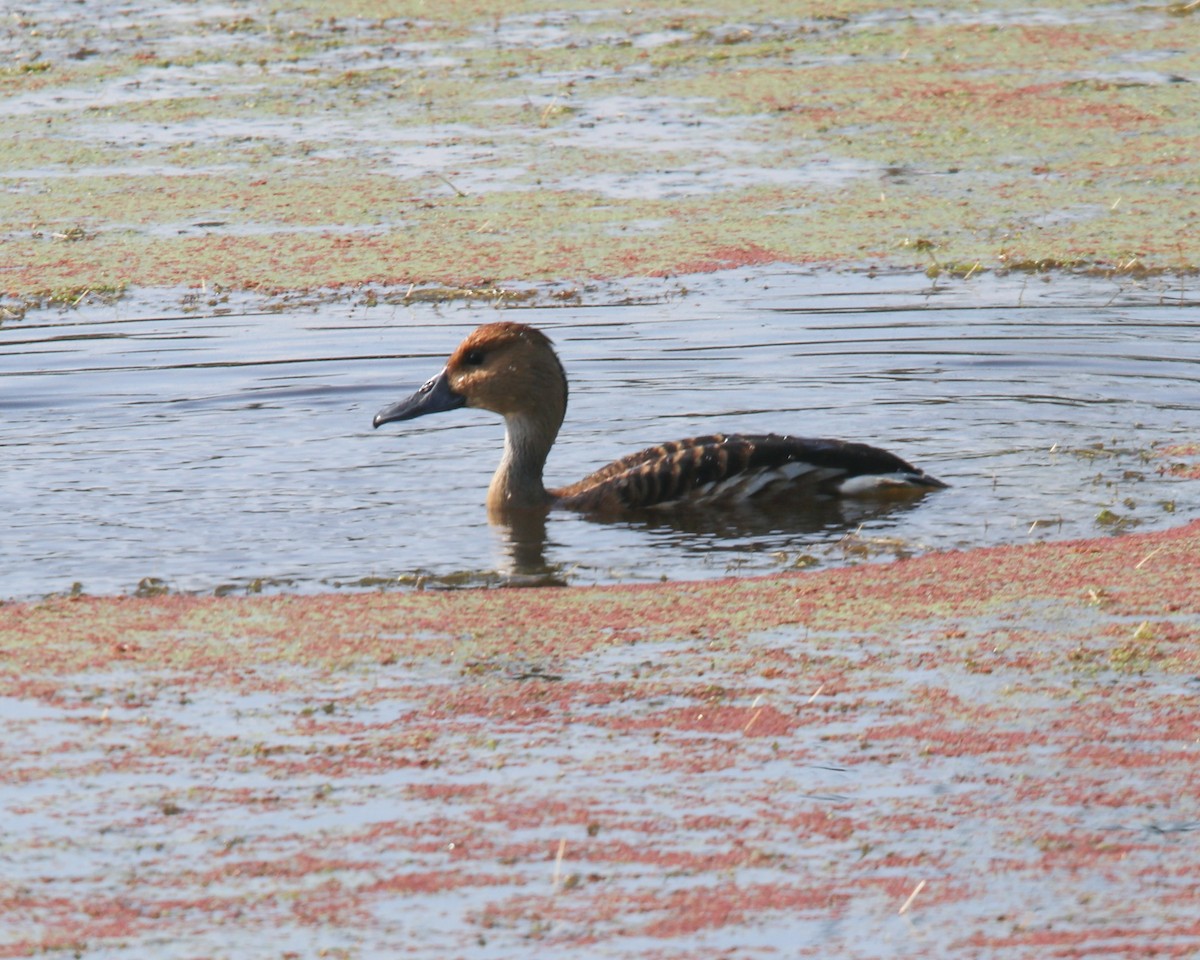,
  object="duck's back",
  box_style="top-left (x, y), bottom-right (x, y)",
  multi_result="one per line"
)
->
top-left (552, 433), bottom-right (946, 514)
